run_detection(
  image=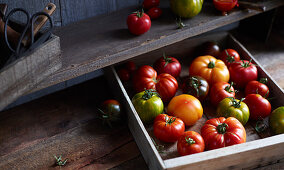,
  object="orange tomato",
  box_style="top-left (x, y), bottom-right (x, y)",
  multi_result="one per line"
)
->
top-left (189, 55), bottom-right (229, 84)
top-left (167, 94), bottom-right (203, 126)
